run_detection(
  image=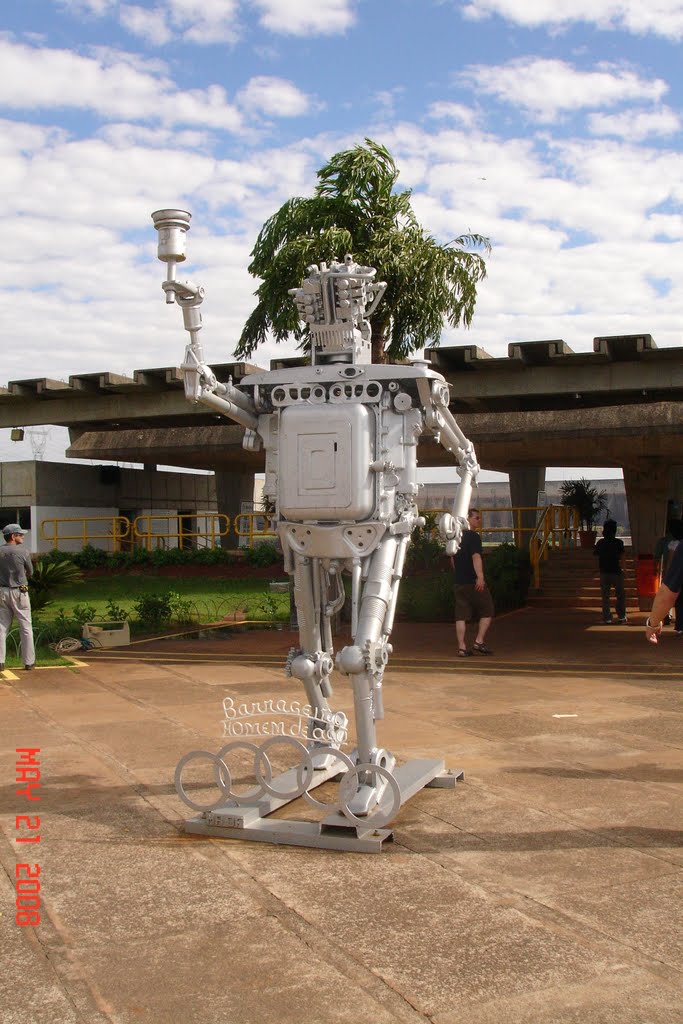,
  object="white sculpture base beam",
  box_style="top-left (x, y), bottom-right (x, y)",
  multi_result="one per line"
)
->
top-left (176, 747), bottom-right (463, 854)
